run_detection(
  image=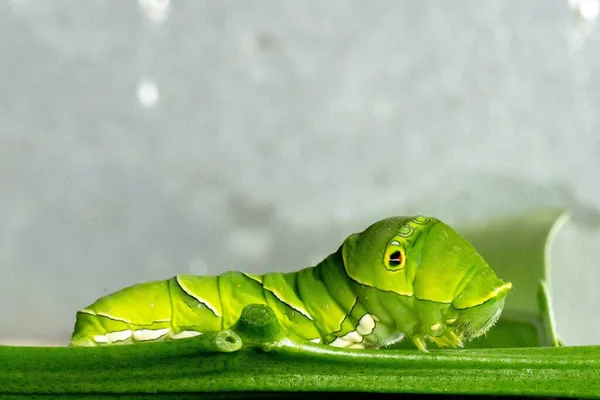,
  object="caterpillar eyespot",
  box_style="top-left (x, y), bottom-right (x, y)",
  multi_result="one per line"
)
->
top-left (388, 251), bottom-right (403, 267)
top-left (70, 215), bottom-right (512, 353)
